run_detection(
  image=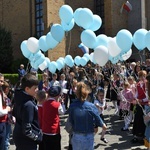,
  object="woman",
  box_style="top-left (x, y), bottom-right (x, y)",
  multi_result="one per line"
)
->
top-left (69, 82), bottom-right (107, 150)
